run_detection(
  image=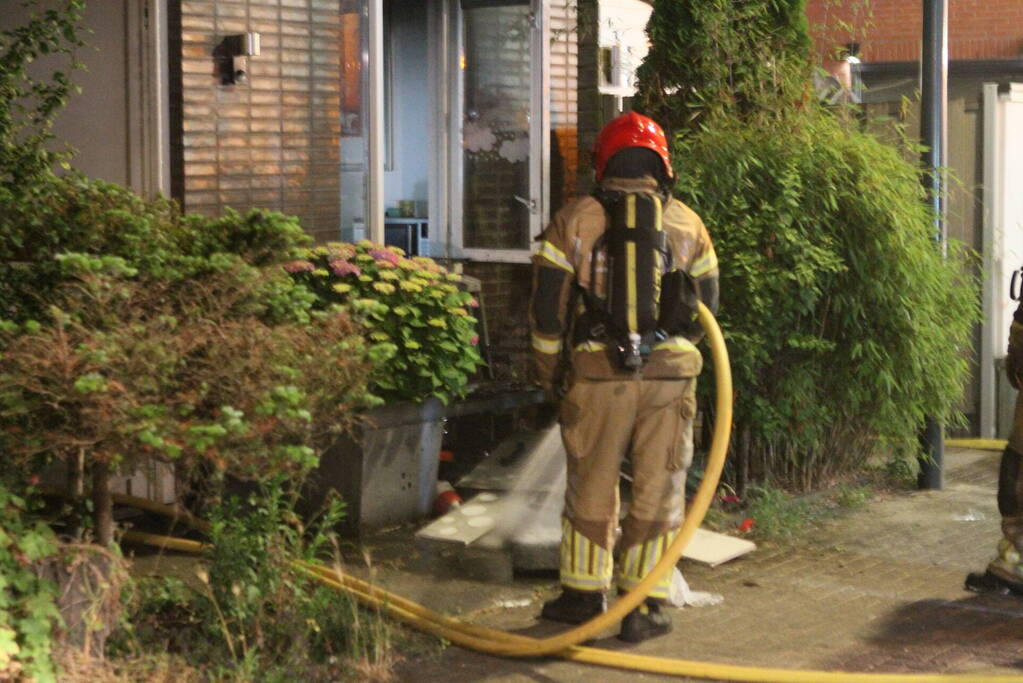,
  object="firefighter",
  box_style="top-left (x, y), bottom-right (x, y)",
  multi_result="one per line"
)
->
top-left (529, 112), bottom-right (719, 642)
top-left (966, 287), bottom-right (1023, 597)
